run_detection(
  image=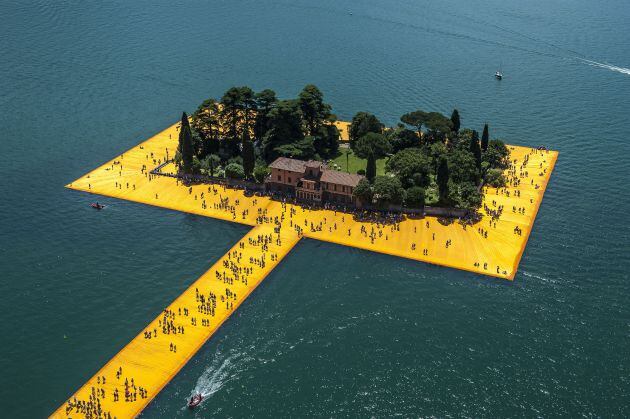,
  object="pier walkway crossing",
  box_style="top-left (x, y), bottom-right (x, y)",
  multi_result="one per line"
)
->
top-left (51, 222), bottom-right (301, 418)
